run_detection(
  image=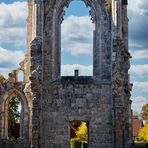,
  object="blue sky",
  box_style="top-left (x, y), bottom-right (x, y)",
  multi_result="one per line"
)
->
top-left (0, 0), bottom-right (148, 113)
